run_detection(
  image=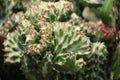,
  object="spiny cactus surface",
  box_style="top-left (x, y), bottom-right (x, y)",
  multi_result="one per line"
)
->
top-left (83, 42), bottom-right (108, 80)
top-left (3, 0), bottom-right (108, 80)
